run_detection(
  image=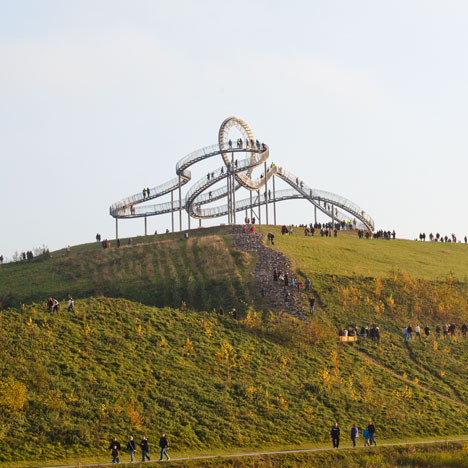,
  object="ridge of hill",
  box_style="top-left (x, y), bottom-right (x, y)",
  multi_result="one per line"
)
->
top-left (0, 227), bottom-right (258, 311)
